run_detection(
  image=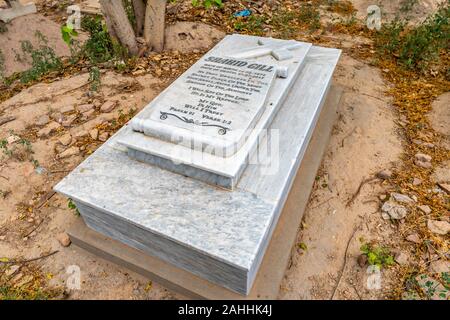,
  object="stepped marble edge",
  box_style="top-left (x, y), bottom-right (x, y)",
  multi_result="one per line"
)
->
top-left (54, 45), bottom-right (341, 295)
